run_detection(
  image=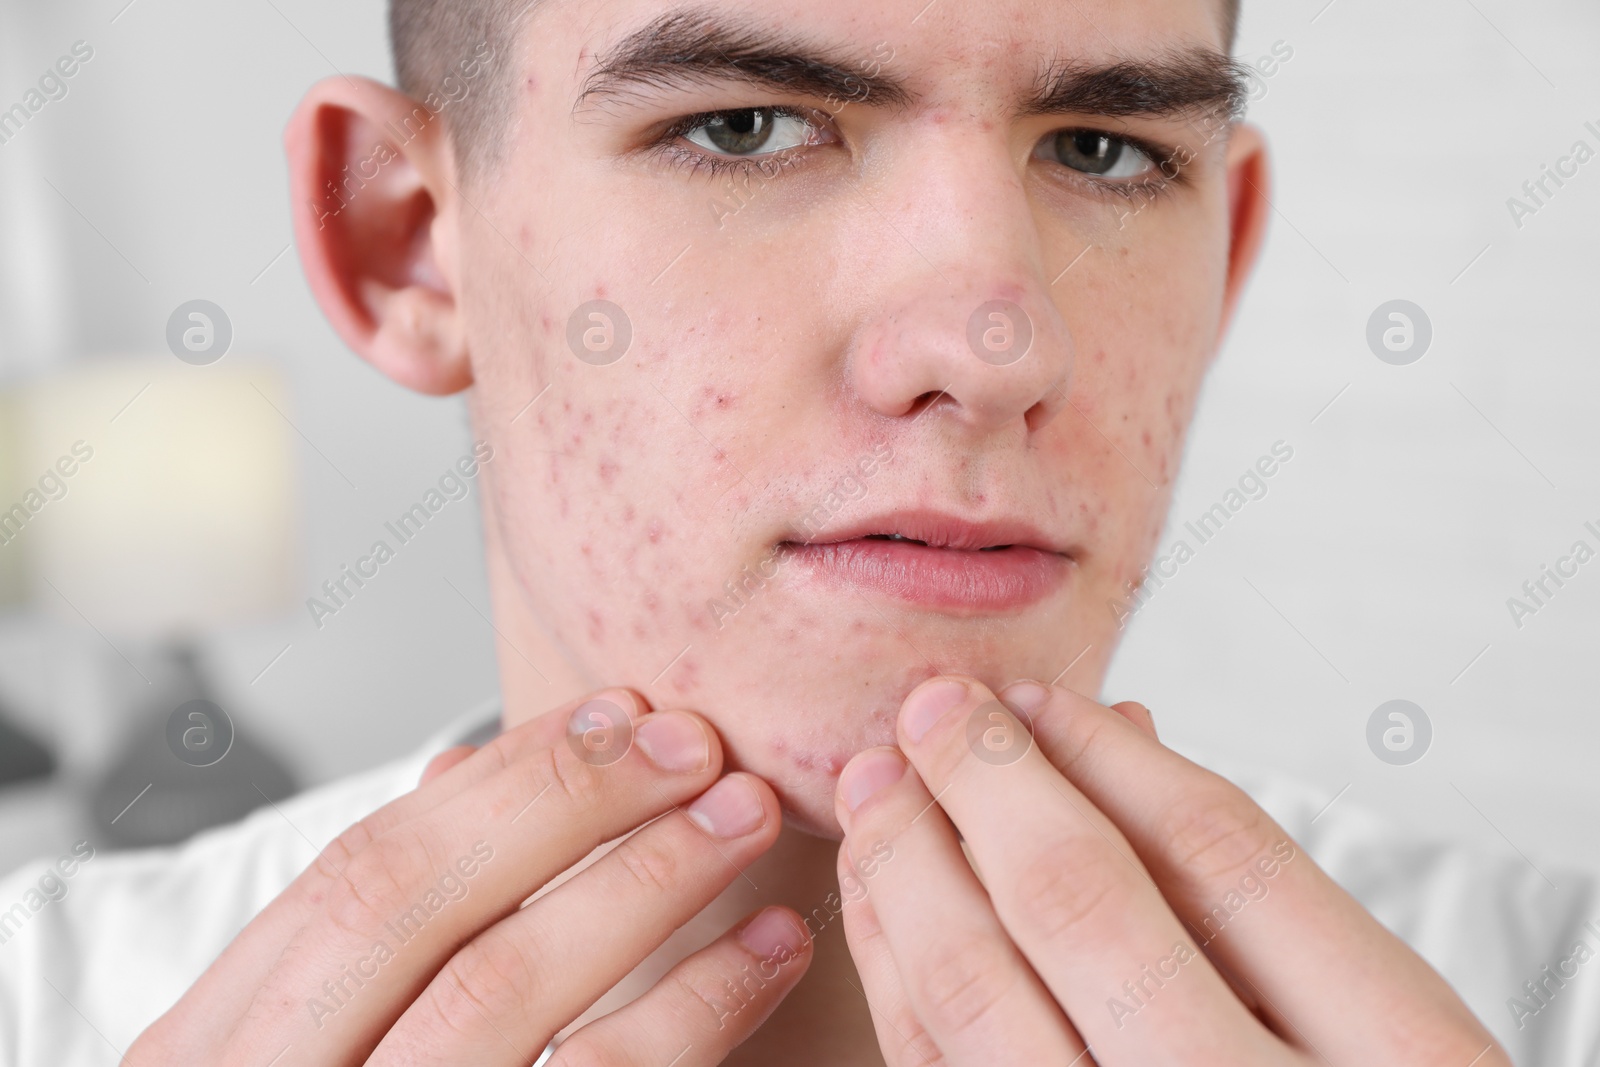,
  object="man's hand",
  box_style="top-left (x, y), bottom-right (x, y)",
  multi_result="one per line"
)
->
top-left (131, 688), bottom-right (811, 1066)
top-left (833, 675), bottom-right (1507, 1066)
